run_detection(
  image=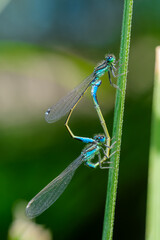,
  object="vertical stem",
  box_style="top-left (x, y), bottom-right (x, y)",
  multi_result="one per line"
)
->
top-left (102, 1), bottom-right (134, 239)
top-left (145, 47), bottom-right (160, 240)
